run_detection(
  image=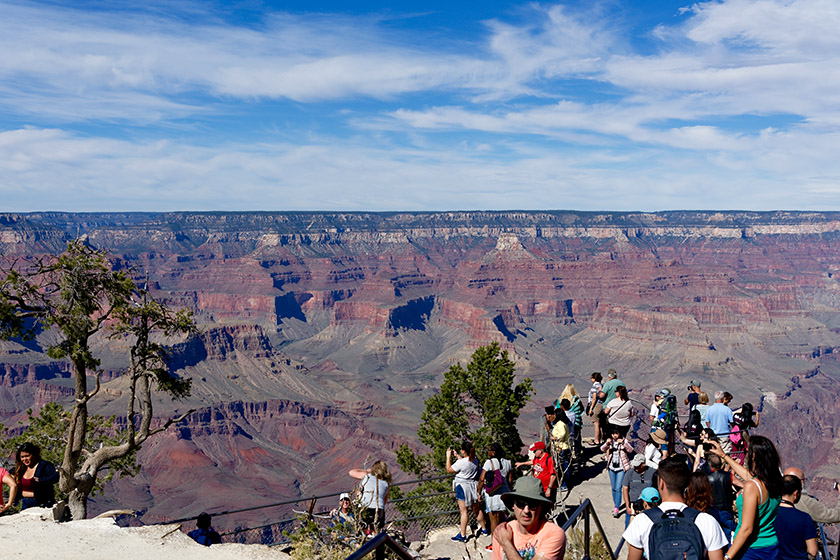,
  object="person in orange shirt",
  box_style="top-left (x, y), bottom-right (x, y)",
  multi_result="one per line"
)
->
top-left (492, 476), bottom-right (566, 560)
